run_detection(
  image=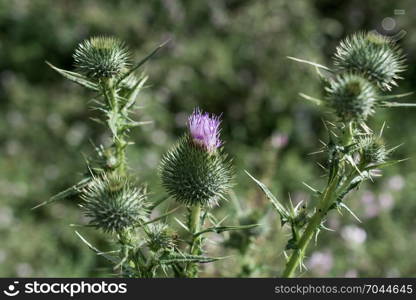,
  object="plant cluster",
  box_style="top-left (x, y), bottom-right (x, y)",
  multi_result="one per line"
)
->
top-left (40, 31), bottom-right (414, 278)
top-left (40, 37), bottom-right (254, 278)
